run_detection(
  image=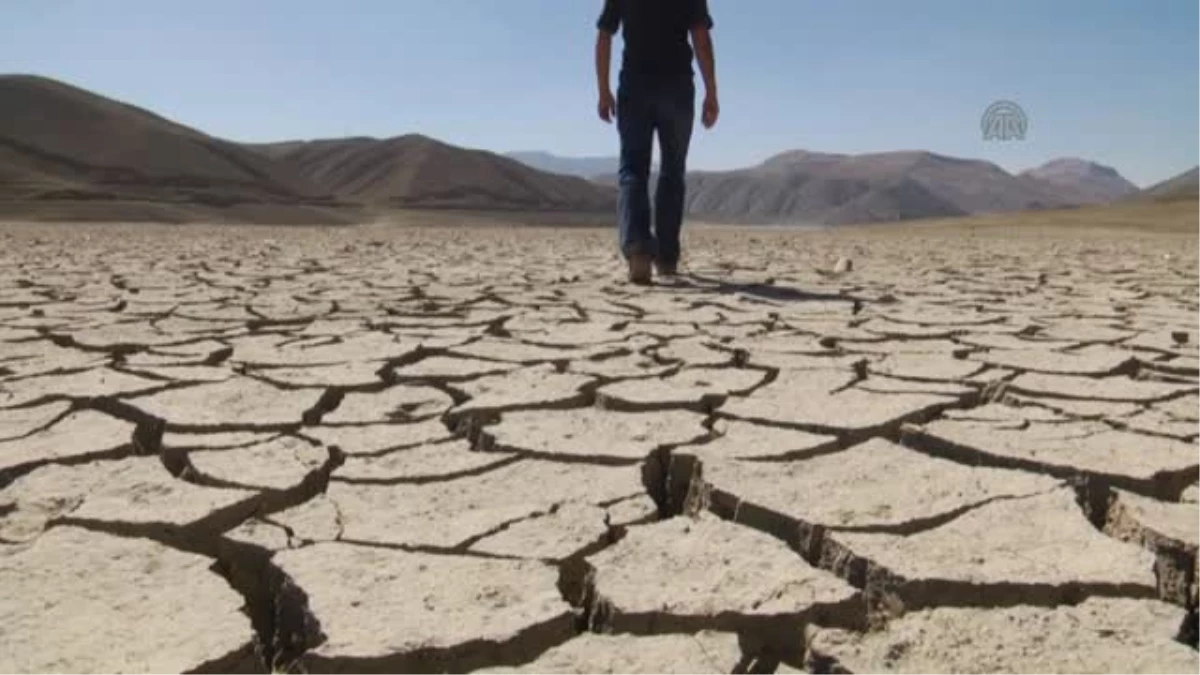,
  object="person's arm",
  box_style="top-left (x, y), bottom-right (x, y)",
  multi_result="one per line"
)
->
top-left (596, 30), bottom-right (615, 123)
top-left (690, 1), bottom-right (718, 128)
top-left (596, 1), bottom-right (619, 123)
